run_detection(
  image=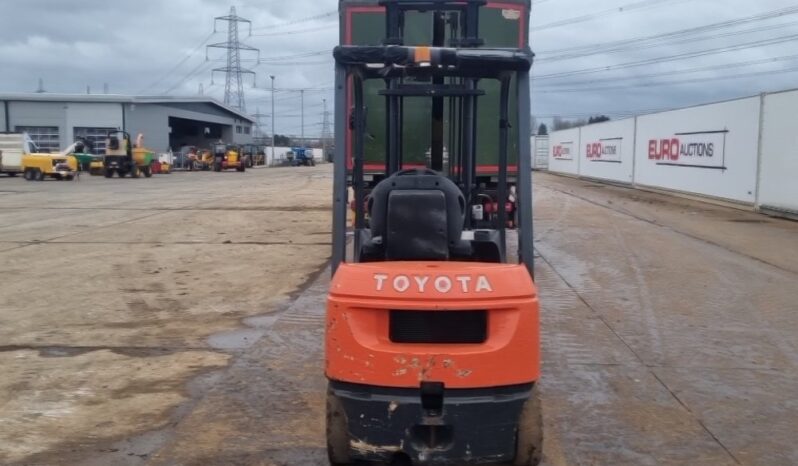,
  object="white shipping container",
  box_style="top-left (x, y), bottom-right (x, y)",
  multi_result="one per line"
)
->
top-left (548, 128), bottom-right (580, 176)
top-left (578, 118), bottom-right (636, 184)
top-left (758, 89), bottom-right (798, 215)
top-left (532, 135), bottom-right (549, 170)
top-left (634, 97), bottom-right (761, 203)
